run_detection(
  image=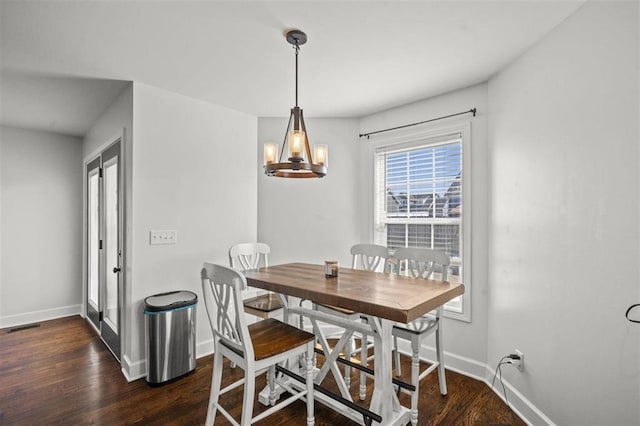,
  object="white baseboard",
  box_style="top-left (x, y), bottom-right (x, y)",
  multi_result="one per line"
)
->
top-left (395, 339), bottom-right (552, 426)
top-left (121, 354), bottom-right (146, 382)
top-left (197, 338), bottom-right (214, 359)
top-left (394, 339), bottom-right (487, 380)
top-left (0, 304), bottom-right (82, 329)
top-left (482, 365), bottom-right (554, 426)
top-left (121, 339), bottom-right (215, 383)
